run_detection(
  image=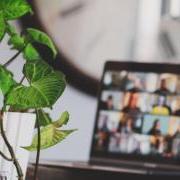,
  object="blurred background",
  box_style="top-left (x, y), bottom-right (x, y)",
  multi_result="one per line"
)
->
top-left (1, 0), bottom-right (180, 163)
